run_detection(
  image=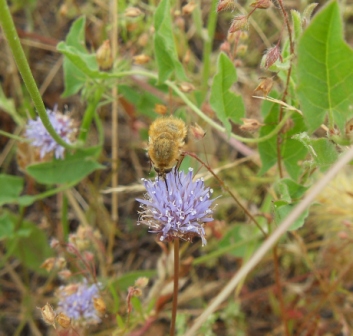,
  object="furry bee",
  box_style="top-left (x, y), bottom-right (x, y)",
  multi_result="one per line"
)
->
top-left (147, 116), bottom-right (187, 179)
